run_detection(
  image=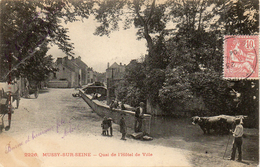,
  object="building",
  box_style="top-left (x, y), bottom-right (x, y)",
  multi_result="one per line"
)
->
top-left (106, 62), bottom-right (126, 104)
top-left (106, 62), bottom-right (125, 80)
top-left (48, 56), bottom-right (80, 88)
top-left (96, 72), bottom-right (106, 83)
top-left (71, 56), bottom-right (88, 86)
top-left (86, 67), bottom-right (97, 84)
